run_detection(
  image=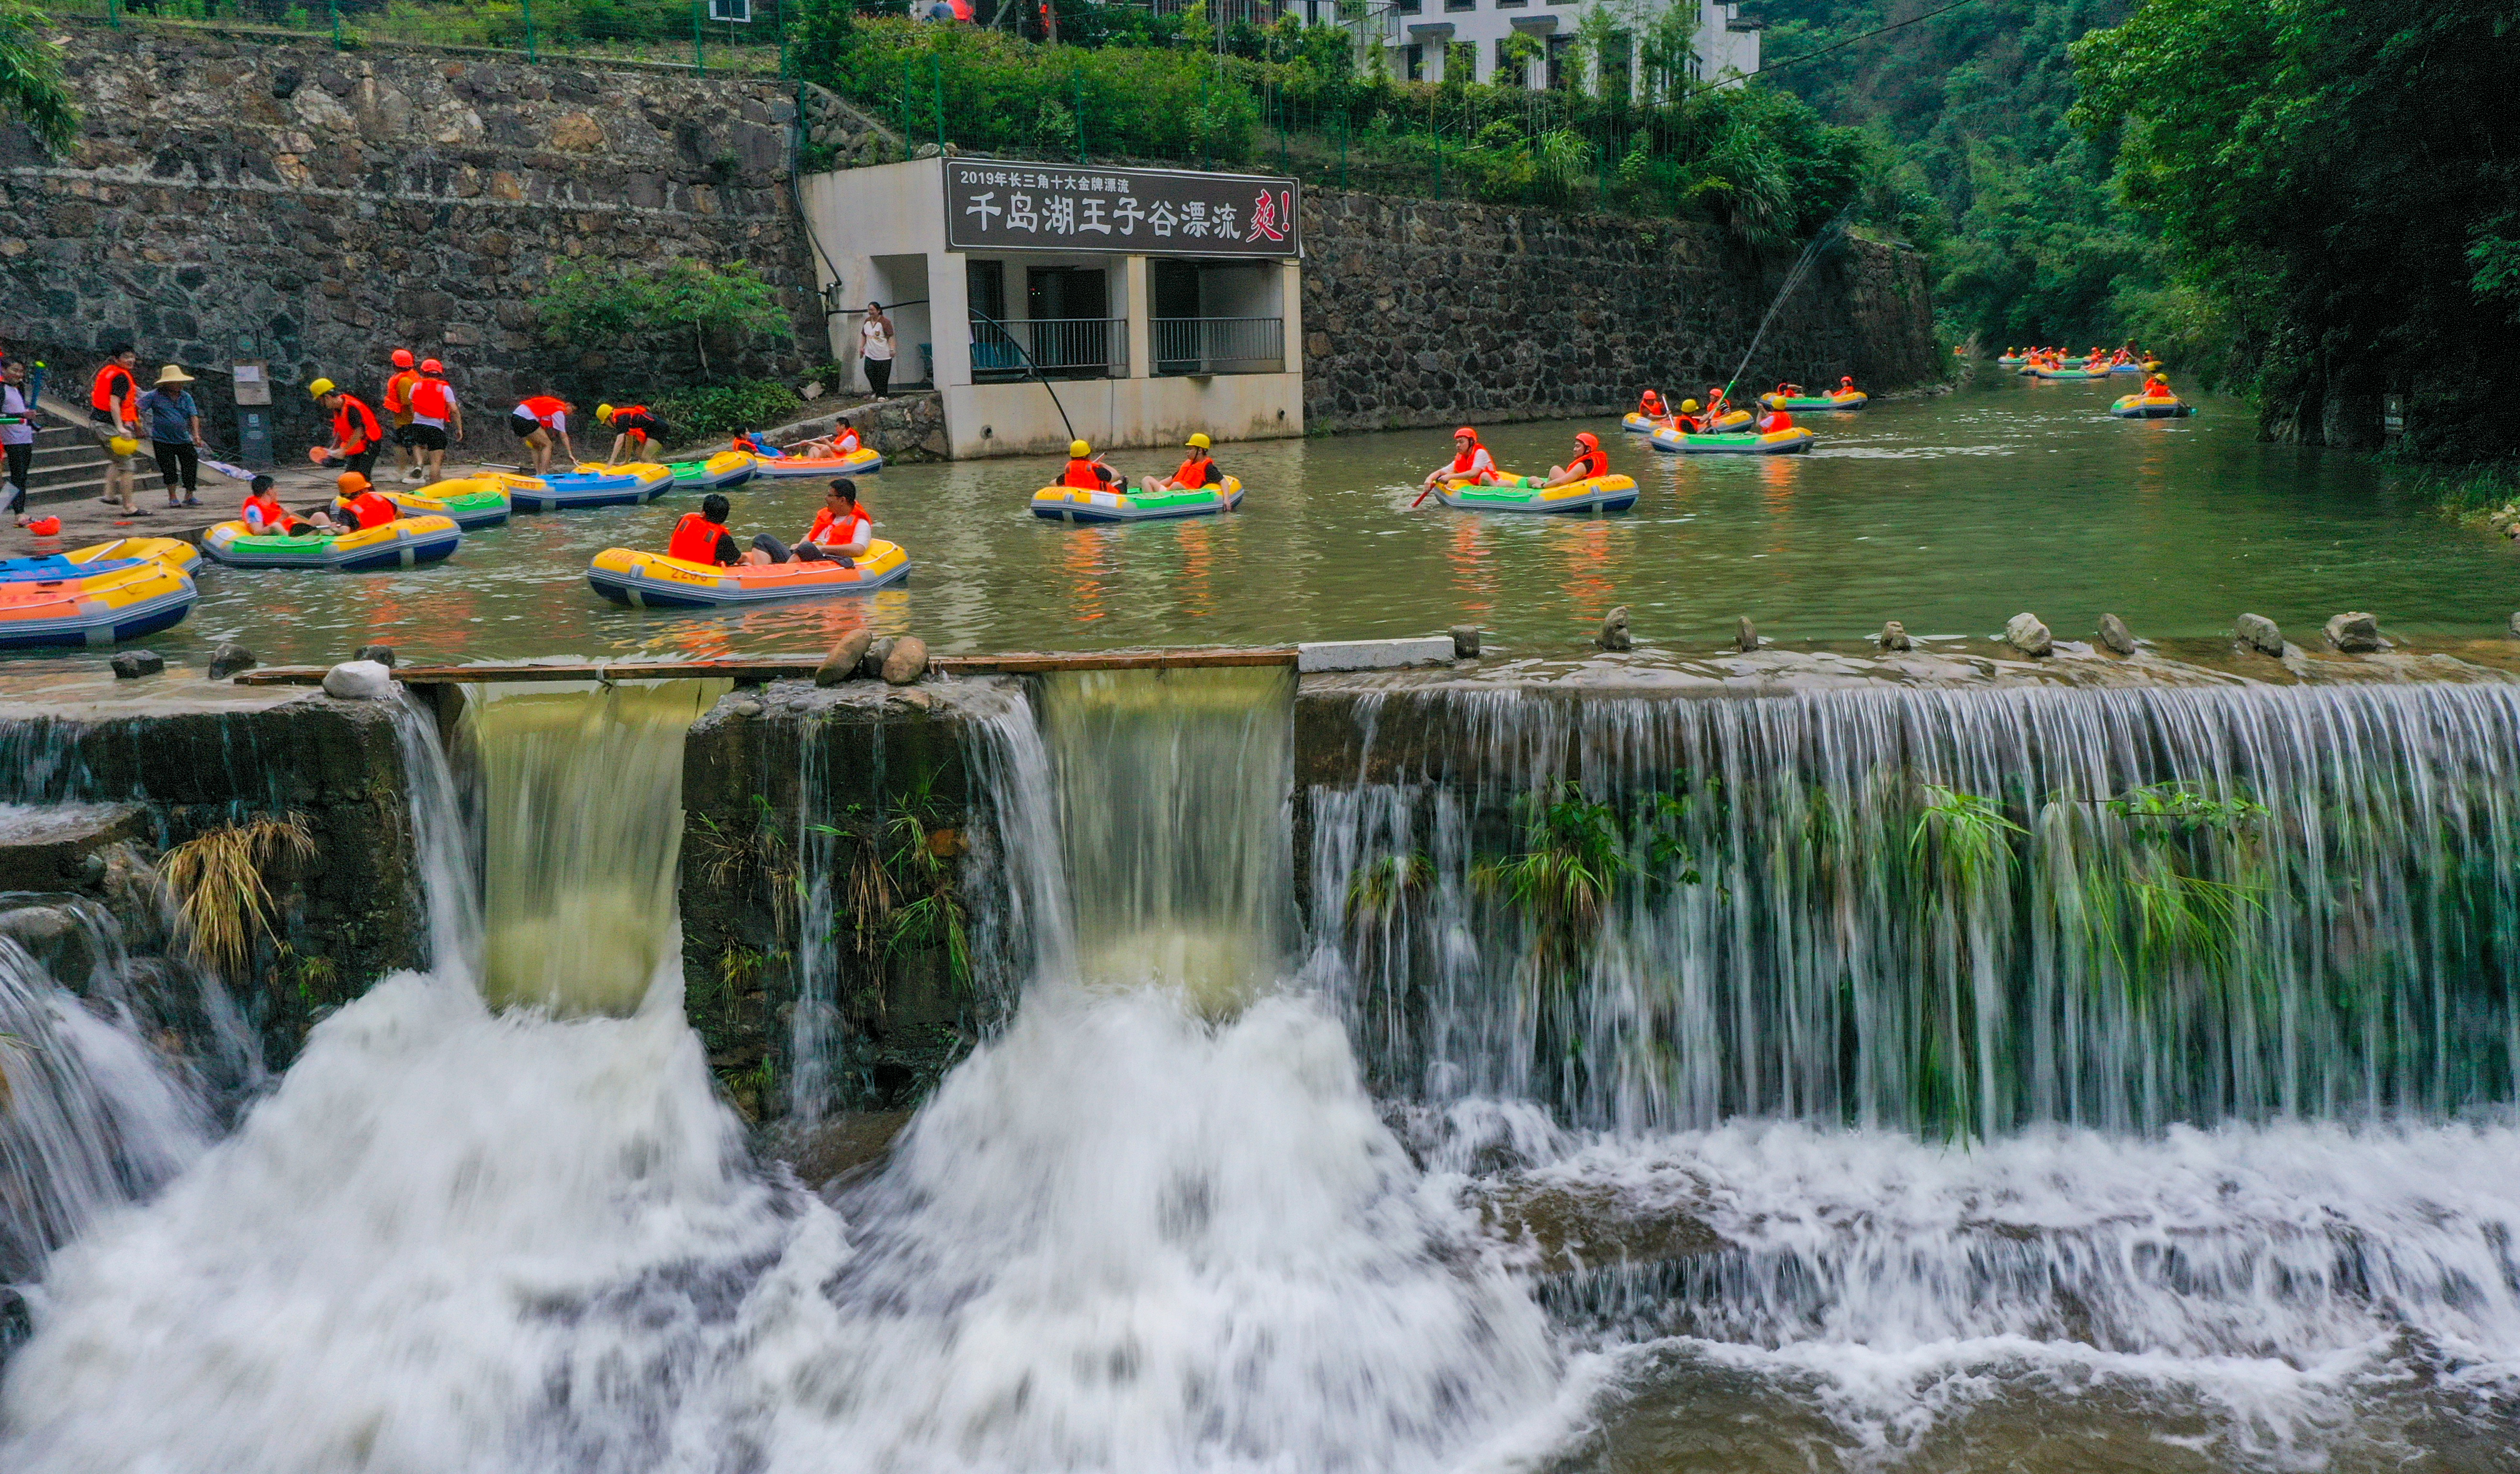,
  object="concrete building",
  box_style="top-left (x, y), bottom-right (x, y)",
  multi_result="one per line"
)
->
top-left (1377, 0), bottom-right (1759, 92)
top-left (799, 154), bottom-right (1305, 460)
